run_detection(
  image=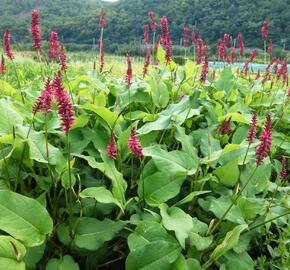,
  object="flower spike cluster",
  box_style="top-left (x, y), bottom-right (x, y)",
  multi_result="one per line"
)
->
top-left (279, 158), bottom-right (287, 180)
top-left (53, 72), bottom-right (74, 134)
top-left (191, 31), bottom-right (196, 47)
top-left (256, 114), bottom-right (272, 166)
top-left (196, 35), bottom-right (203, 64)
top-left (99, 8), bottom-right (106, 28)
top-left (160, 16), bottom-right (172, 64)
top-left (3, 30), bottom-right (13, 60)
top-left (128, 128), bottom-right (143, 159)
top-left (49, 28), bottom-right (60, 59)
top-left (217, 117), bottom-right (232, 135)
top-left (125, 53), bottom-right (133, 88)
top-left (143, 47), bottom-right (151, 78)
top-left (106, 133), bottom-right (117, 160)
top-left (59, 45), bottom-right (67, 71)
top-left (183, 27), bottom-right (189, 48)
top-left (33, 78), bottom-right (53, 115)
top-left (261, 20), bottom-right (269, 41)
top-left (247, 111), bottom-right (257, 144)
top-left (237, 32), bottom-right (245, 57)
top-left (148, 11), bottom-right (156, 33)
top-left (30, 9), bottom-right (41, 49)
